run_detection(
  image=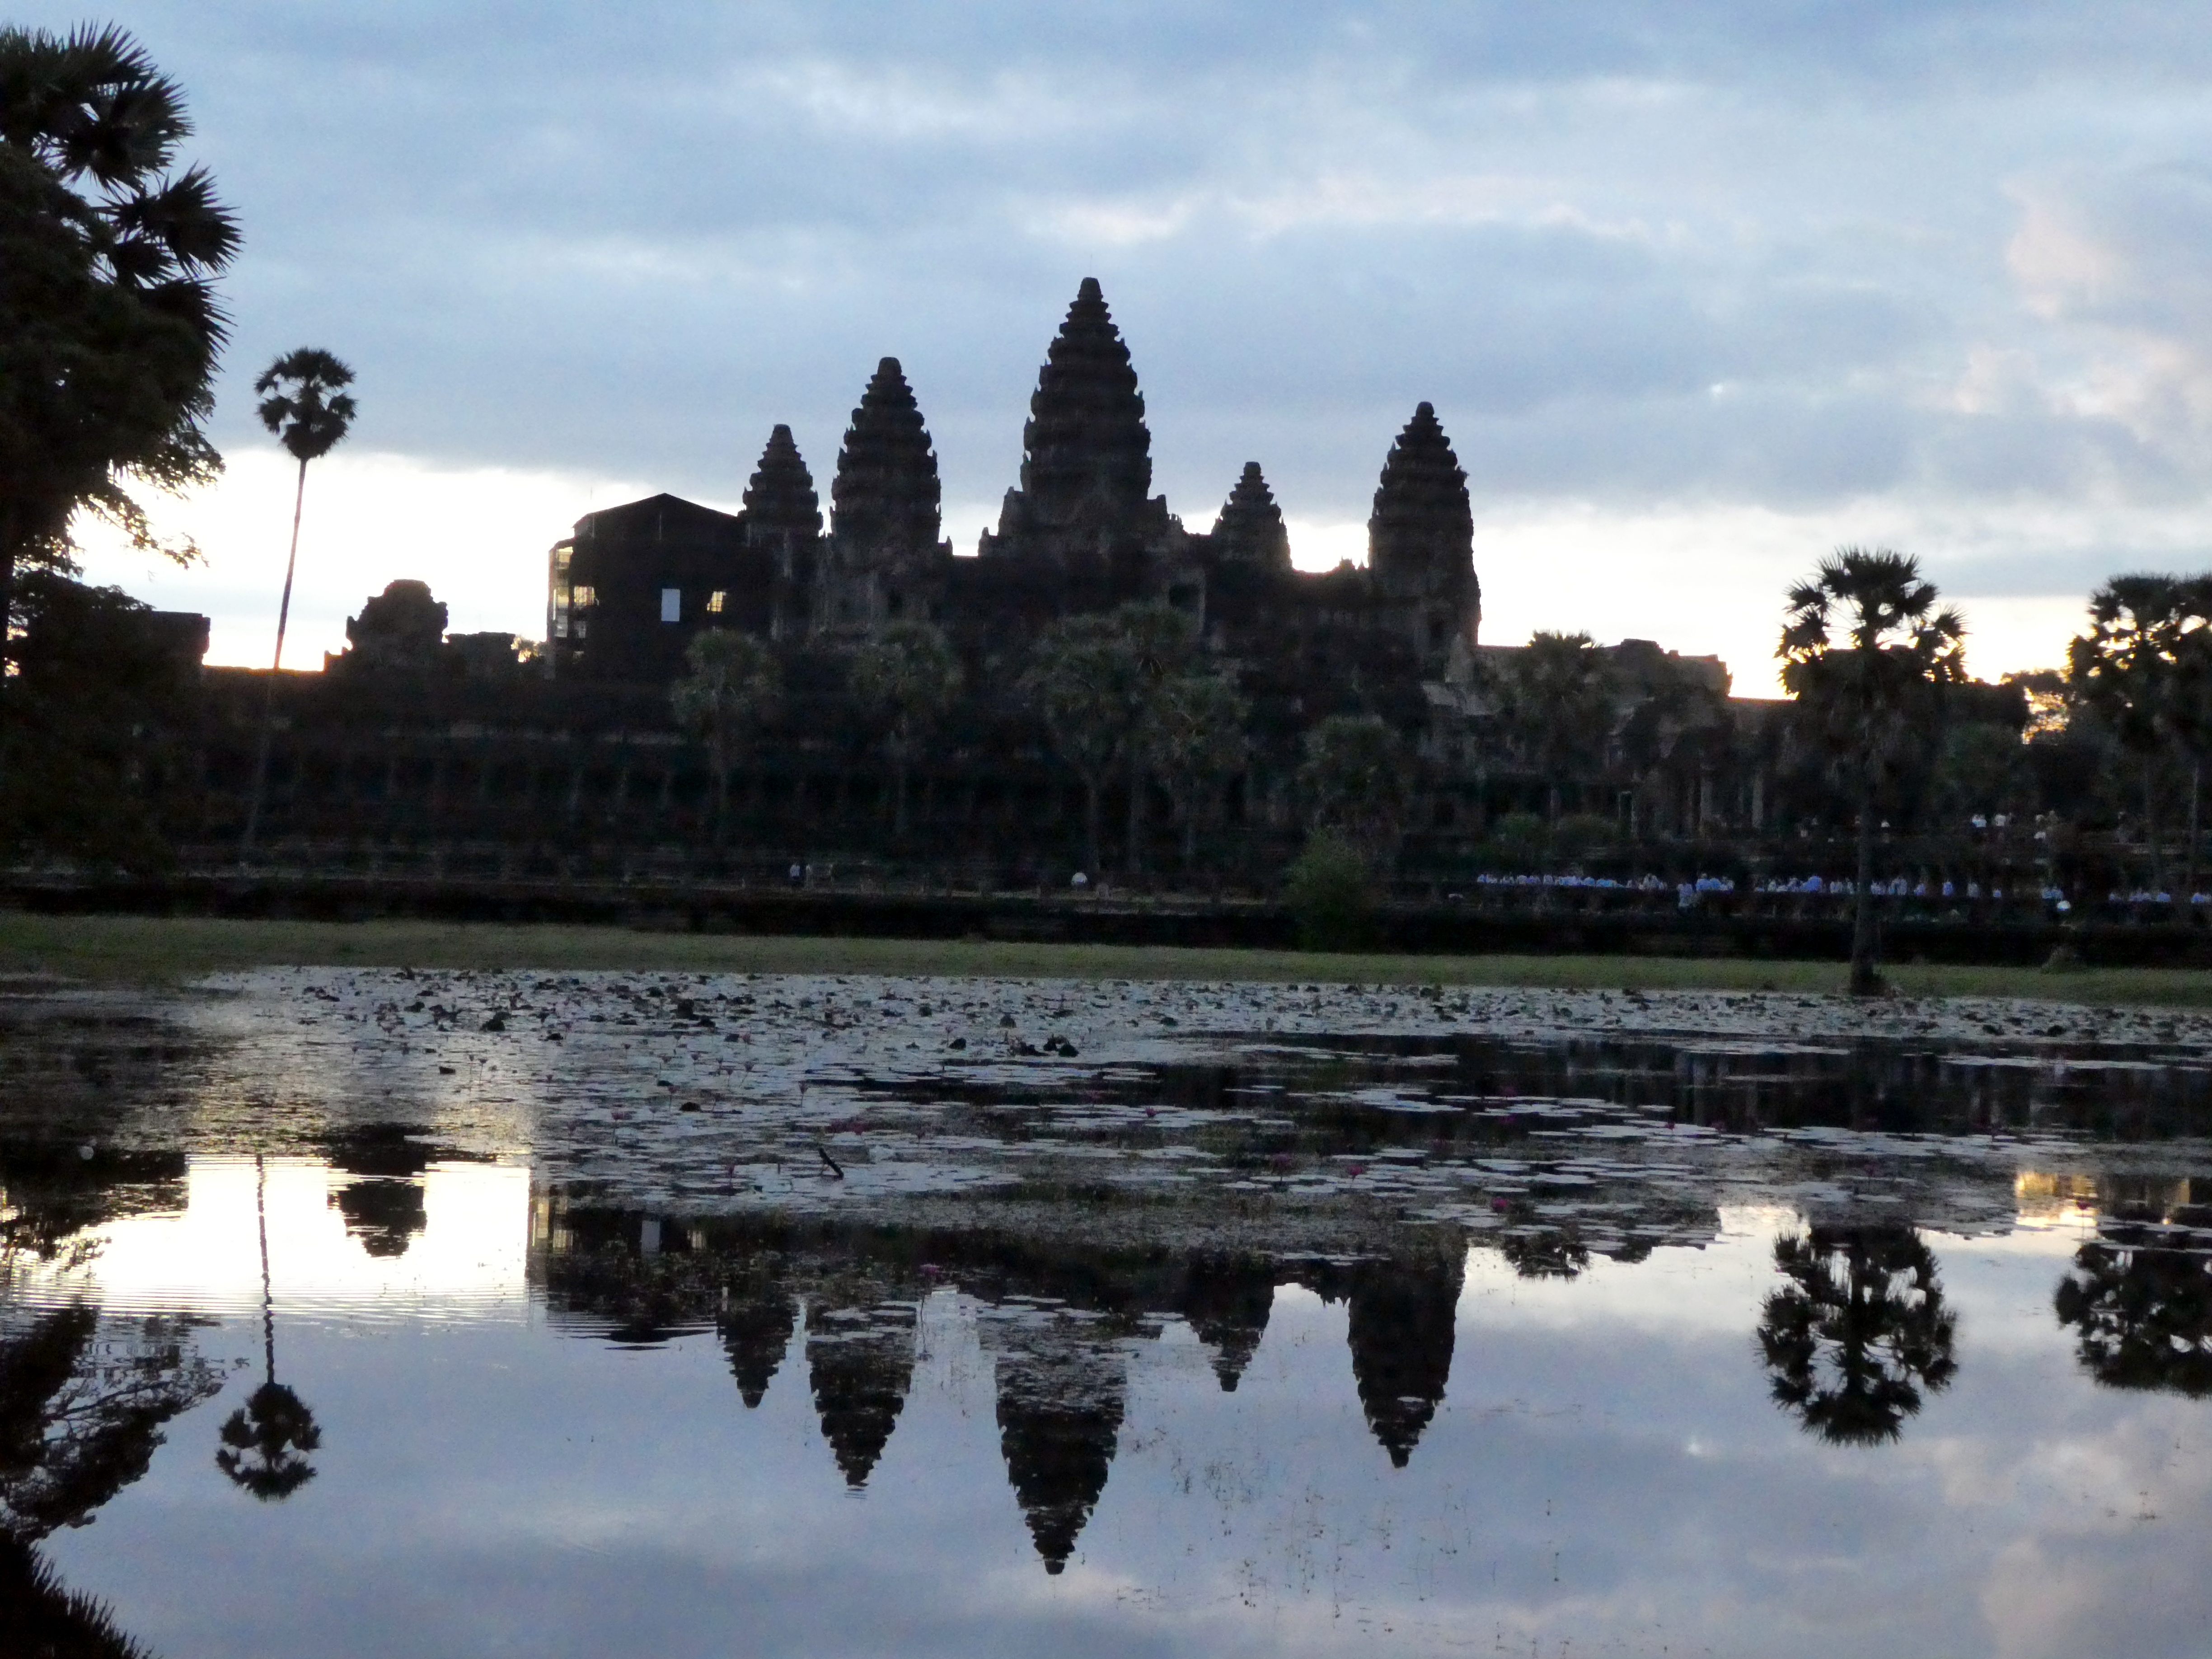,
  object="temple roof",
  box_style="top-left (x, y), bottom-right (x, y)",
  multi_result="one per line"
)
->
top-left (742, 424), bottom-right (822, 544)
top-left (1016, 276), bottom-right (1152, 530)
top-left (1210, 461), bottom-right (1292, 569)
top-left (1368, 401), bottom-right (1472, 582)
top-left (831, 356), bottom-right (941, 558)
